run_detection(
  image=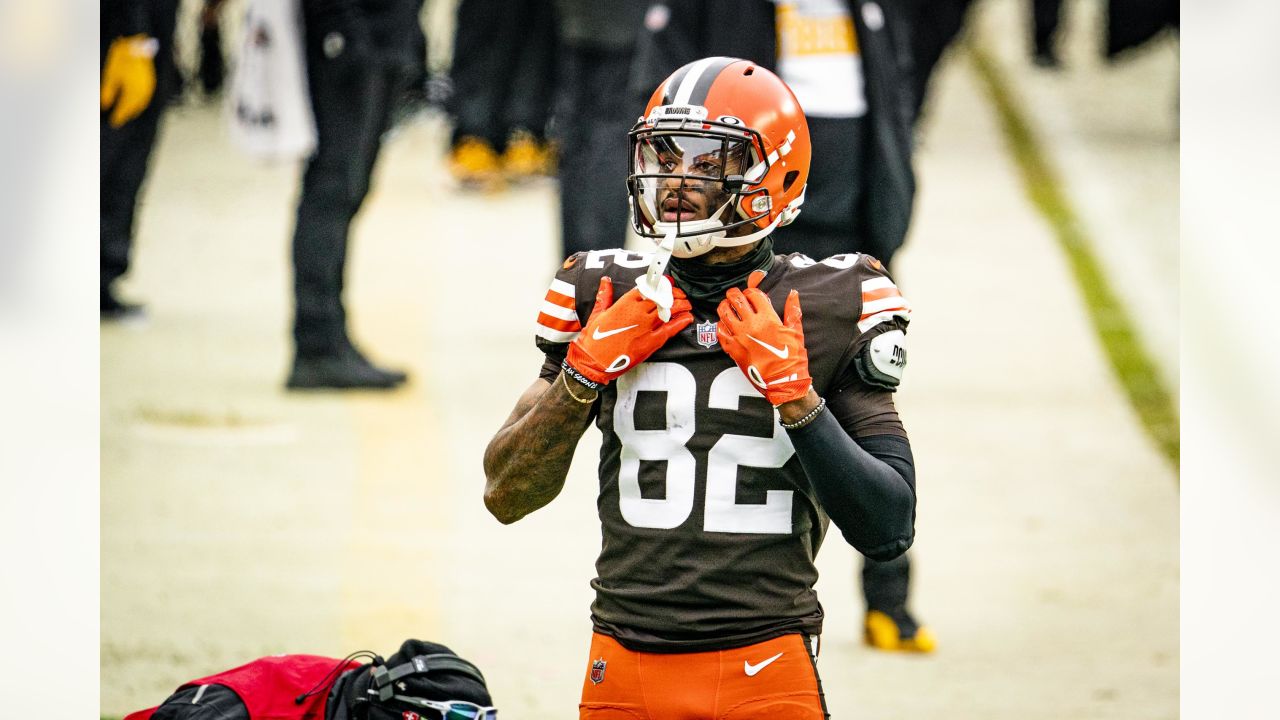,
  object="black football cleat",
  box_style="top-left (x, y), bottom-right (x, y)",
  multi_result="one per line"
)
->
top-left (285, 353), bottom-right (407, 391)
top-left (1032, 49), bottom-right (1062, 69)
top-left (101, 289), bottom-right (146, 323)
top-left (339, 343), bottom-right (408, 385)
